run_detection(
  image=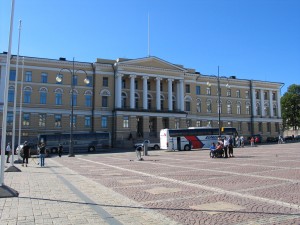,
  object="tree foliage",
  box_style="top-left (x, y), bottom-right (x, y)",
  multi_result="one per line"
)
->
top-left (281, 84), bottom-right (300, 130)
